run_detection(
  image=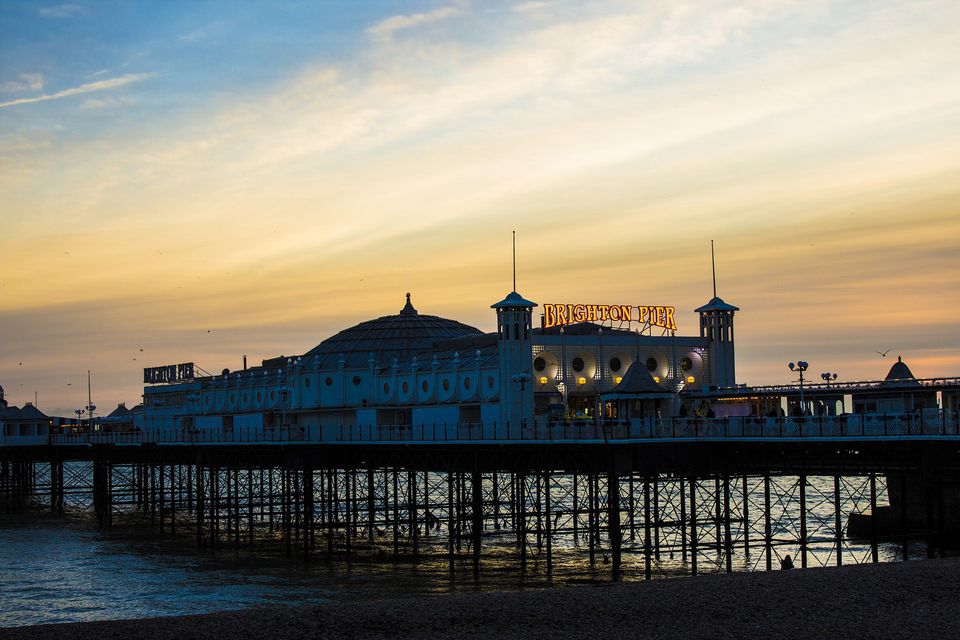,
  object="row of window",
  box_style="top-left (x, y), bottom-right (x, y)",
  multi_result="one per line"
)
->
top-left (533, 355), bottom-right (695, 373)
top-left (383, 375), bottom-right (495, 396)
